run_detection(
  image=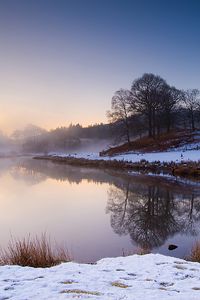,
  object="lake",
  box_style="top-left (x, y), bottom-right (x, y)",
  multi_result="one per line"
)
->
top-left (0, 157), bottom-right (200, 263)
